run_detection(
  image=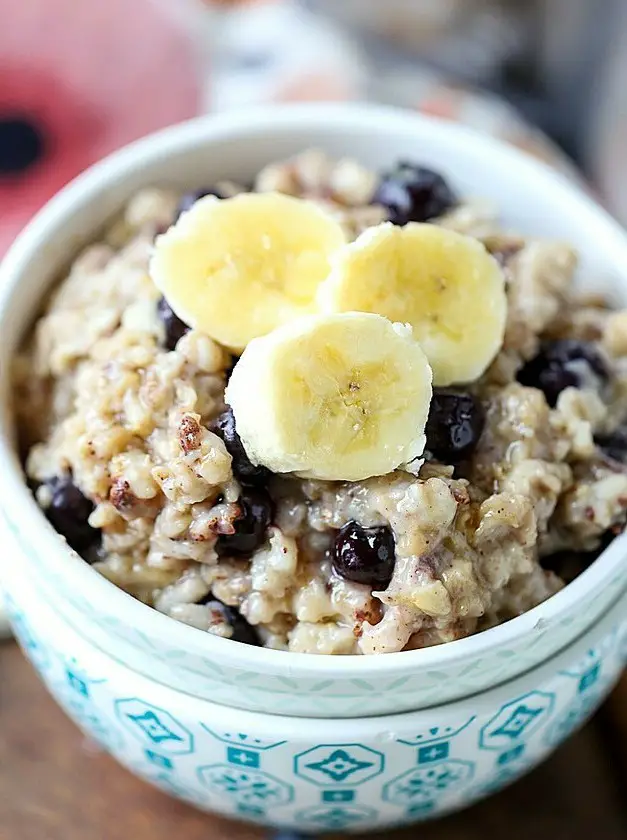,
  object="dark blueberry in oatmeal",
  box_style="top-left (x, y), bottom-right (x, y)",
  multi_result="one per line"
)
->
top-left (596, 427), bottom-right (627, 462)
top-left (374, 162), bottom-right (457, 226)
top-left (216, 488), bottom-right (274, 556)
top-left (542, 533), bottom-right (615, 583)
top-left (212, 406), bottom-right (270, 485)
top-left (157, 296), bottom-right (190, 351)
top-left (197, 596), bottom-right (261, 646)
top-left (175, 187), bottom-right (226, 220)
top-left (541, 551), bottom-right (589, 583)
top-left (426, 390), bottom-right (485, 464)
top-left (44, 475), bottom-right (97, 553)
top-left (517, 339), bottom-right (609, 407)
top-left (332, 521), bottom-right (396, 588)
